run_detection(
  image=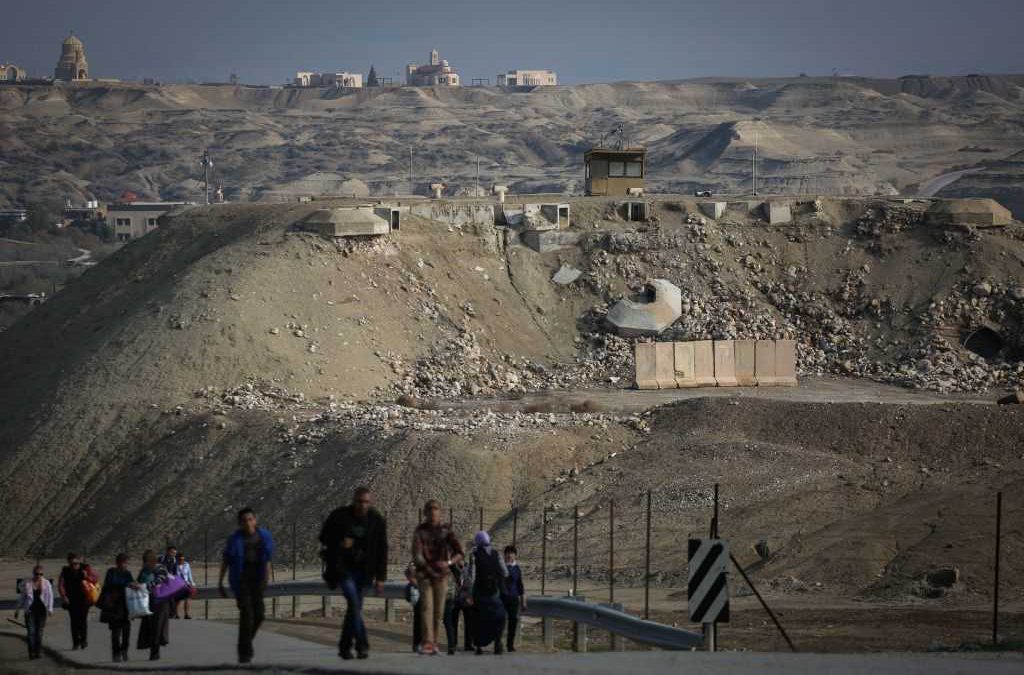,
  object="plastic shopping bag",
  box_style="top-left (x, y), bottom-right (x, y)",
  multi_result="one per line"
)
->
top-left (126, 586), bottom-right (152, 618)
